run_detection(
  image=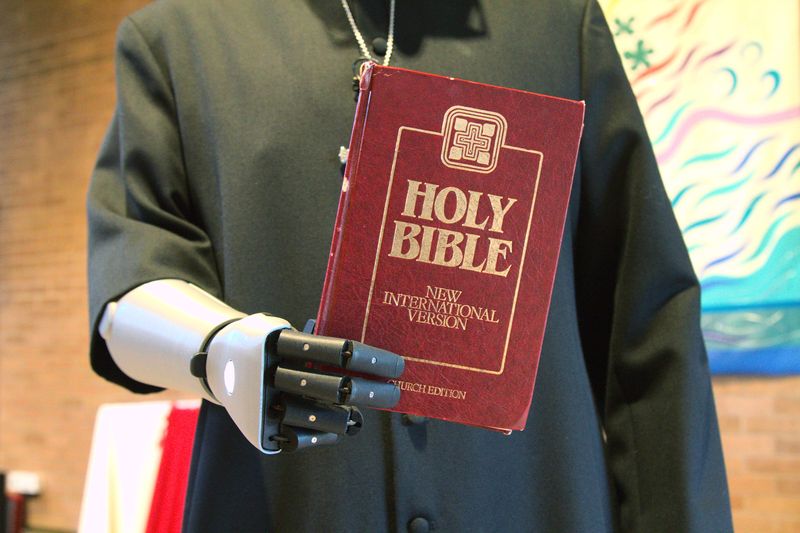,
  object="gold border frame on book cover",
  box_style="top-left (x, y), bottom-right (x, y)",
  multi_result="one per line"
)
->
top-left (361, 106), bottom-right (545, 375)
